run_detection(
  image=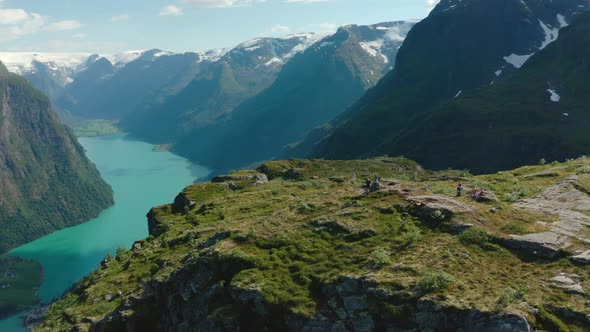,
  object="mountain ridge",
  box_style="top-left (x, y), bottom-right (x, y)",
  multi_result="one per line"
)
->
top-left (0, 62), bottom-right (114, 253)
